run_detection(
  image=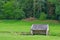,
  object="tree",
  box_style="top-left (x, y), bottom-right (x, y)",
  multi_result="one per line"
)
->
top-left (2, 0), bottom-right (25, 19)
top-left (55, 0), bottom-right (60, 20)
